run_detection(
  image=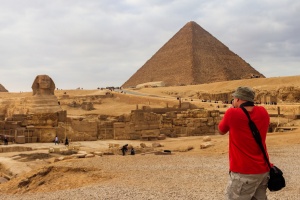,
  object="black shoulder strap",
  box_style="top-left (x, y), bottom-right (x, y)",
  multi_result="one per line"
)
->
top-left (240, 106), bottom-right (271, 169)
